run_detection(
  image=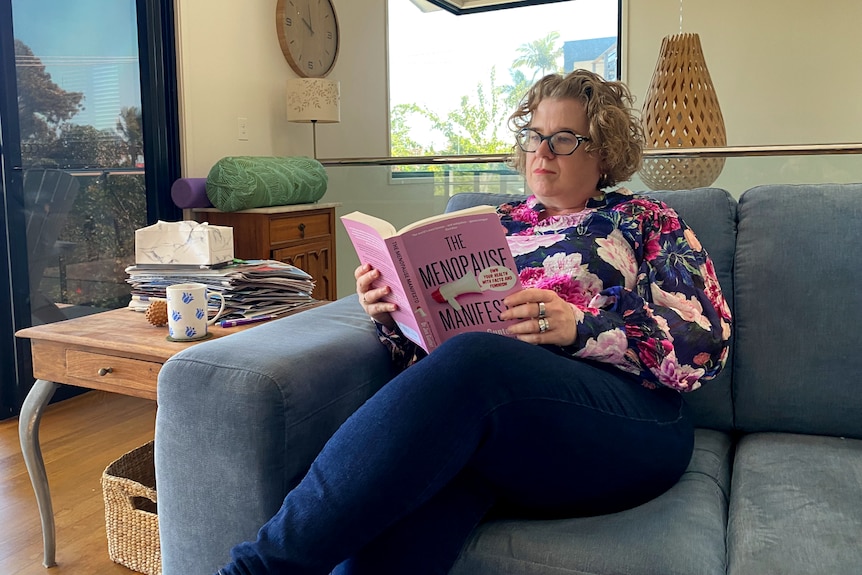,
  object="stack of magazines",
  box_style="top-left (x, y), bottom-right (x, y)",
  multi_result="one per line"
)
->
top-left (126, 259), bottom-right (318, 320)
